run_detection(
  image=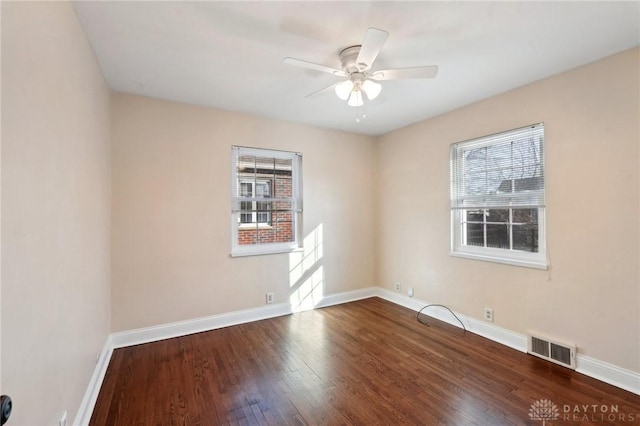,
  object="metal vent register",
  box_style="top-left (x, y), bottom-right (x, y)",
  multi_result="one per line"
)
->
top-left (528, 334), bottom-right (576, 369)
